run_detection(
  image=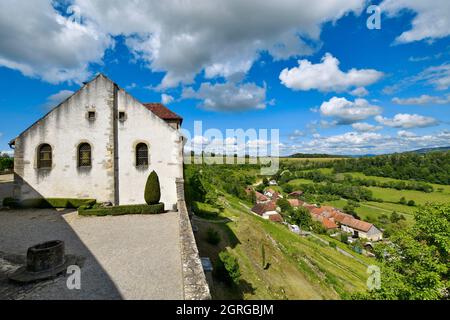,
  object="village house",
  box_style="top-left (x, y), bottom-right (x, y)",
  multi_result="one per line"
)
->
top-left (288, 198), bottom-right (304, 208)
top-left (244, 187), bottom-right (270, 203)
top-left (288, 190), bottom-right (303, 198)
top-left (250, 201), bottom-right (283, 222)
top-left (264, 188), bottom-right (283, 200)
top-left (306, 205), bottom-right (383, 241)
top-left (8, 74), bottom-right (184, 209)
